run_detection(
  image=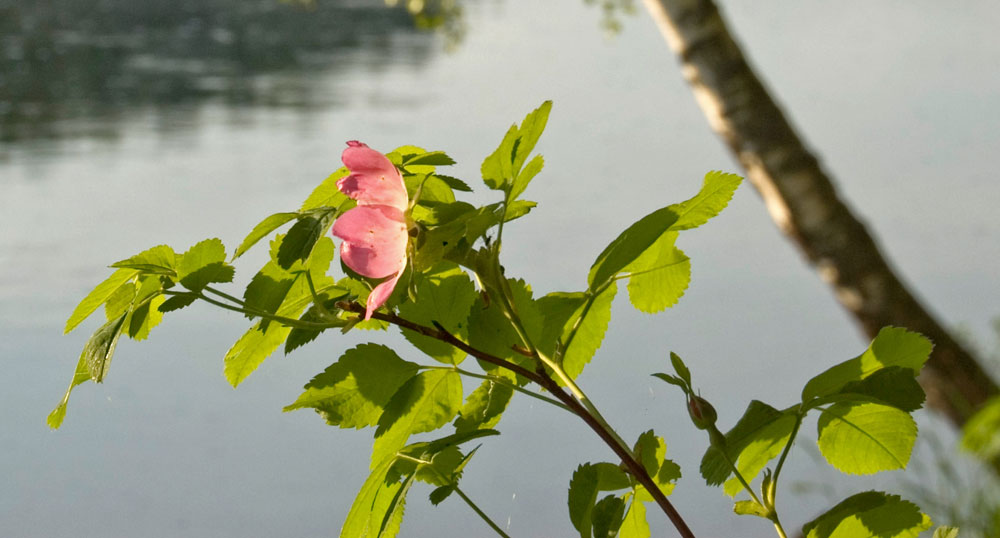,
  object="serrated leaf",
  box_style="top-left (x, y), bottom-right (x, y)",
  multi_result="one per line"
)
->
top-left (372, 472), bottom-right (412, 538)
top-left (233, 212), bottom-right (298, 260)
top-left (64, 268), bottom-right (138, 333)
top-left (433, 174), bottom-right (472, 192)
top-left (668, 171), bottom-right (742, 230)
top-left (733, 500), bottom-right (769, 518)
top-left (802, 327), bottom-right (933, 403)
top-left (277, 208), bottom-right (339, 270)
top-left (817, 402), bottom-right (916, 475)
top-left (177, 238), bottom-right (233, 292)
top-left (722, 412), bottom-right (796, 496)
top-left (467, 279), bottom-right (543, 383)
top-left (536, 283), bottom-right (617, 382)
top-left (158, 293), bottom-right (197, 313)
top-left (372, 369), bottom-right (463, 468)
top-left (504, 199), bottom-right (536, 221)
top-left (592, 462), bottom-right (631, 491)
top-left (110, 244), bottom-right (177, 275)
top-left (104, 280), bottom-right (138, 320)
top-left (284, 344), bottom-right (419, 428)
top-left (128, 294), bottom-right (166, 341)
top-left (397, 264), bottom-right (477, 365)
top-left (302, 168), bottom-right (349, 211)
top-left (402, 151), bottom-right (456, 167)
top-left (568, 464), bottom-right (600, 538)
top-left (670, 352), bottom-right (692, 386)
top-left (833, 367), bottom-right (926, 412)
top-left (509, 154), bottom-right (543, 203)
top-left (802, 491), bottom-right (932, 538)
top-left (588, 171), bottom-right (741, 288)
top-left (481, 125), bottom-right (518, 191)
top-left (701, 401), bottom-right (791, 485)
top-left (619, 495), bottom-right (649, 538)
top-left (429, 485), bottom-right (455, 506)
top-left (632, 430), bottom-right (681, 496)
top-left (511, 101), bottom-right (552, 174)
top-left (624, 236), bottom-right (690, 313)
top-left (591, 495), bottom-right (626, 538)
top-left (340, 455), bottom-right (402, 538)
top-left (284, 301), bottom-right (348, 355)
top-left (47, 356), bottom-right (91, 429)
top-left (454, 379), bottom-right (514, 432)
top-left (961, 395), bottom-right (1000, 460)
